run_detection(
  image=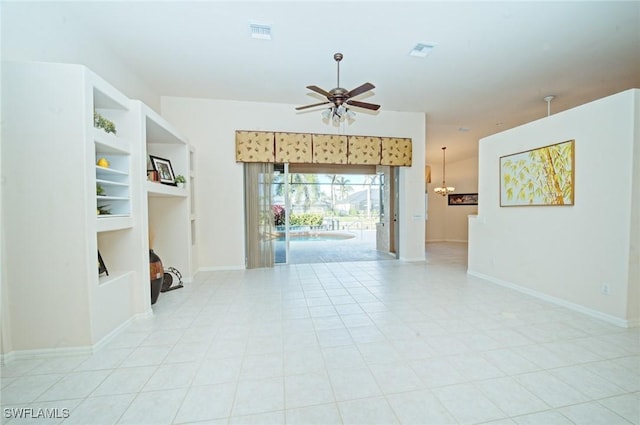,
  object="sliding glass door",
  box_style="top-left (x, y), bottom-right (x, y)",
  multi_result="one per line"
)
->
top-left (248, 162), bottom-right (392, 266)
top-left (273, 163), bottom-right (289, 264)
